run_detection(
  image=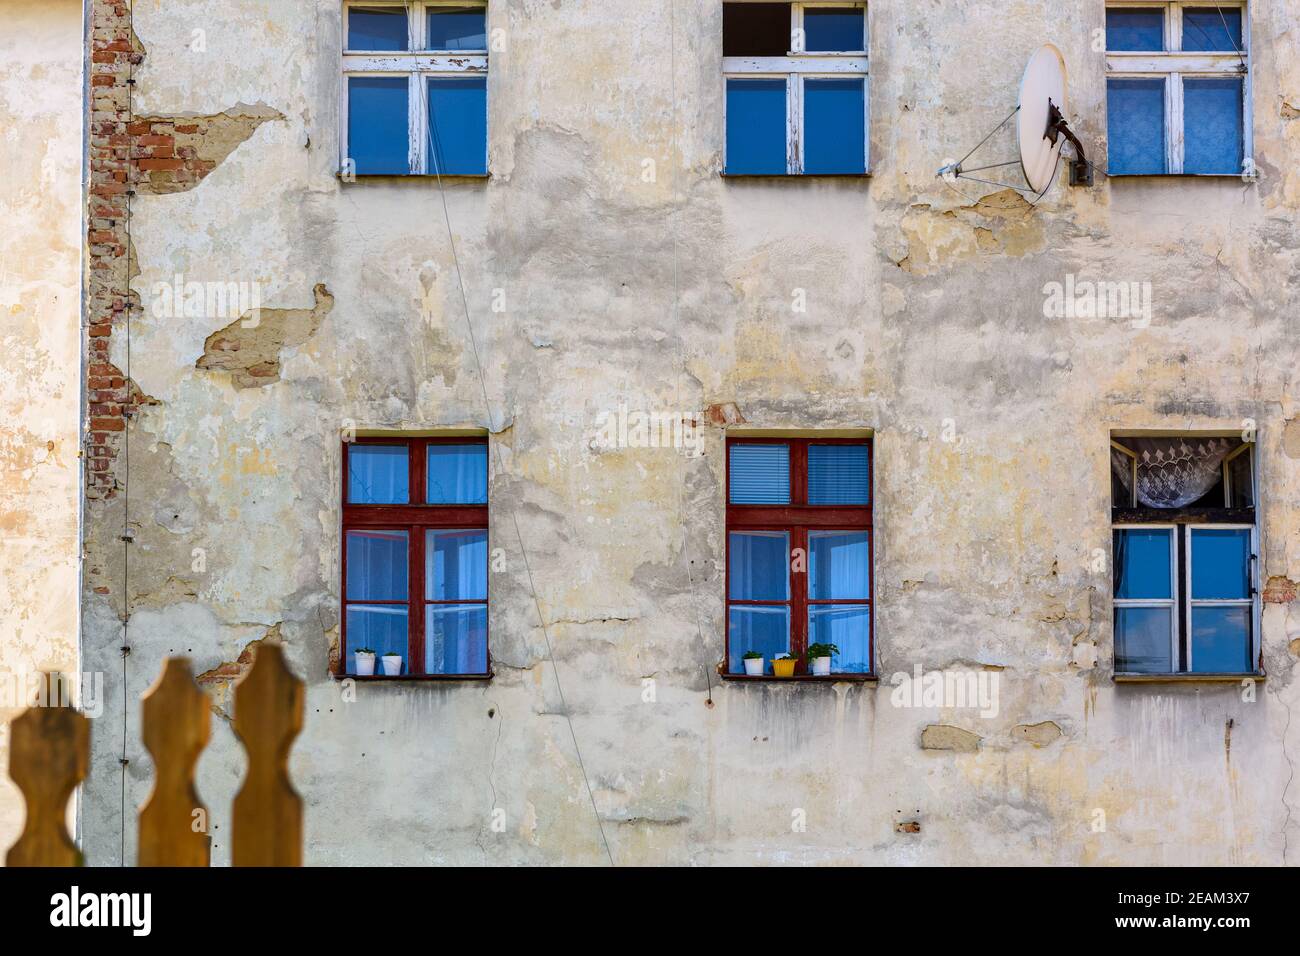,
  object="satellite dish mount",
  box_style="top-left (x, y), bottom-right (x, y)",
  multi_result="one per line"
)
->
top-left (939, 44), bottom-right (1093, 199)
top-left (1045, 99), bottom-right (1092, 186)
